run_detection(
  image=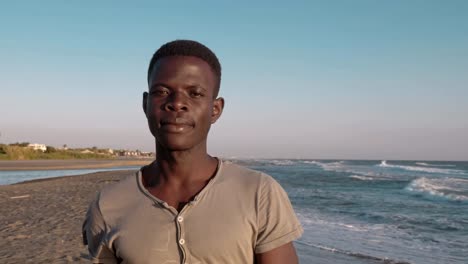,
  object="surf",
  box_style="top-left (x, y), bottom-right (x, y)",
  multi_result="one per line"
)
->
top-left (378, 160), bottom-right (465, 175)
top-left (405, 177), bottom-right (468, 202)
